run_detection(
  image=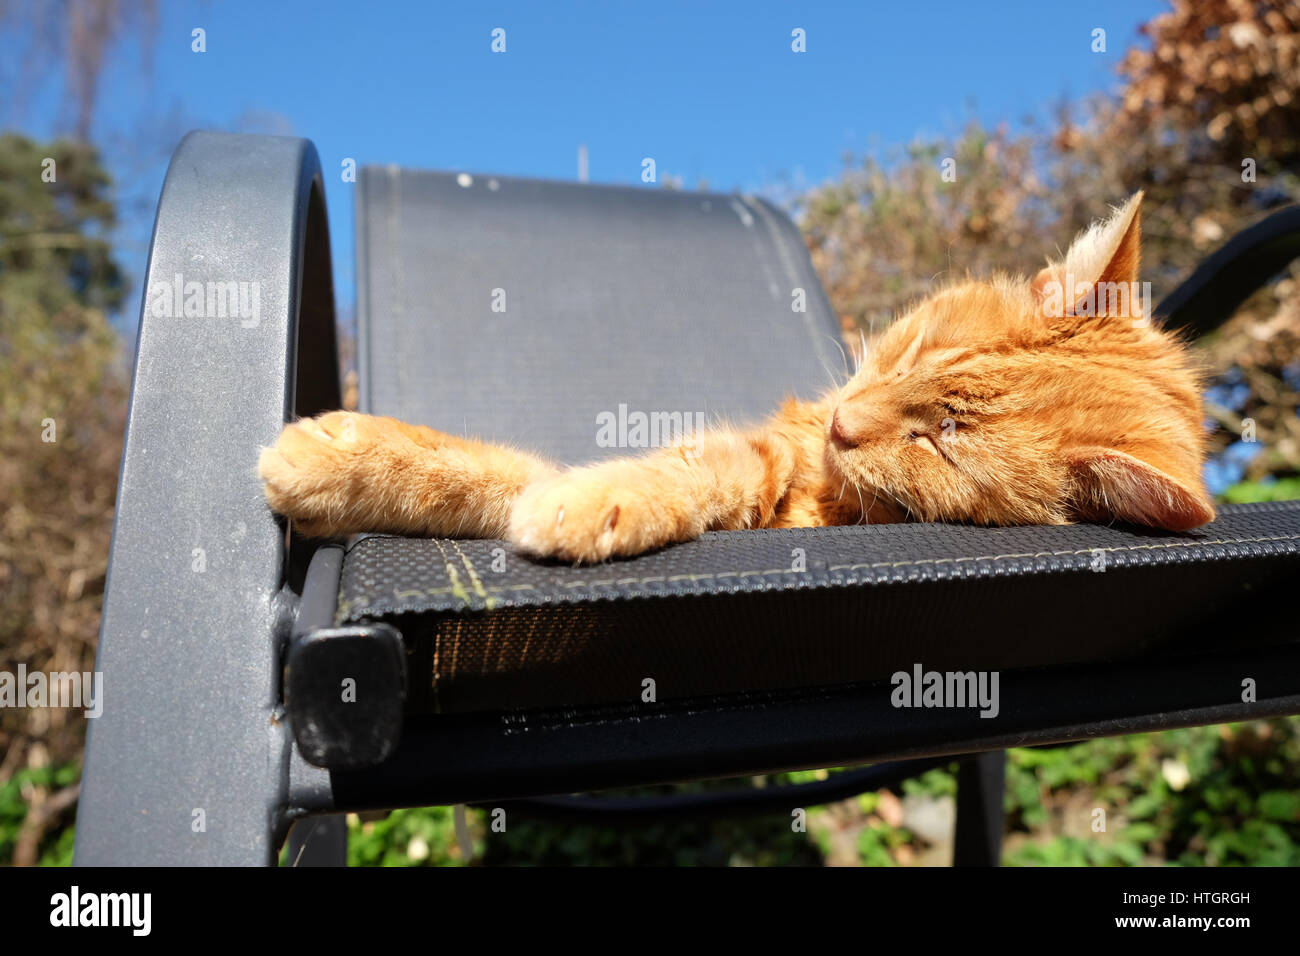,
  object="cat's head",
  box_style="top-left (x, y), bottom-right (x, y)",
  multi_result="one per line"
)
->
top-left (826, 192), bottom-right (1216, 531)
